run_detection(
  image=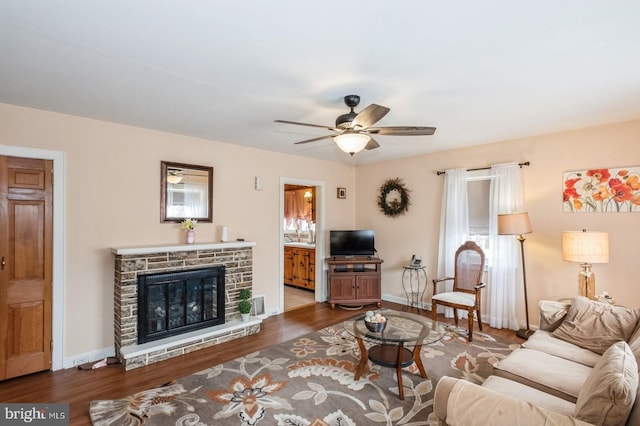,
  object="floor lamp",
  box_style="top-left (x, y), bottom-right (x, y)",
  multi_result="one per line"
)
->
top-left (561, 230), bottom-right (609, 300)
top-left (498, 212), bottom-right (534, 339)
